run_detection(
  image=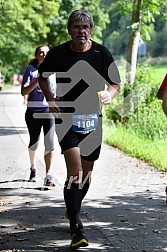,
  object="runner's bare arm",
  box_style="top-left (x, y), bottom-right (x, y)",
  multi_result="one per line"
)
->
top-left (21, 79), bottom-right (38, 96)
